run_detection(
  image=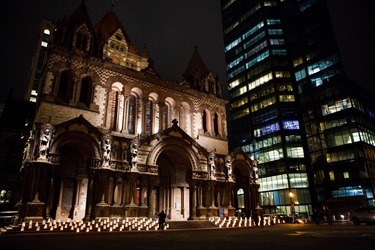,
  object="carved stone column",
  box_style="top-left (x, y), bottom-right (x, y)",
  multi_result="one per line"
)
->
top-left (84, 171), bottom-right (95, 221)
top-left (147, 176), bottom-right (157, 218)
top-left (188, 180), bottom-right (197, 220)
top-left (125, 173), bottom-right (139, 217)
